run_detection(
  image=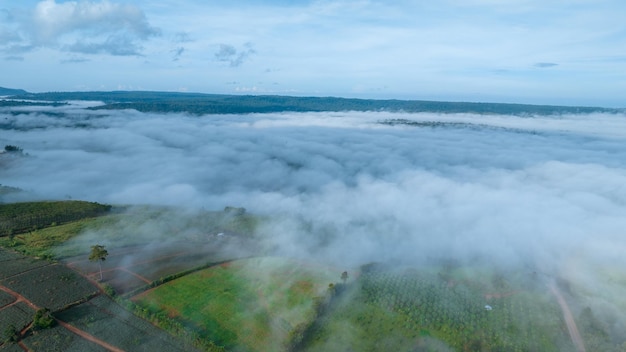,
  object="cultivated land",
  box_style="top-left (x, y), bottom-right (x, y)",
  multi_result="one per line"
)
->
top-left (132, 257), bottom-right (338, 351)
top-left (0, 201), bottom-right (624, 351)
